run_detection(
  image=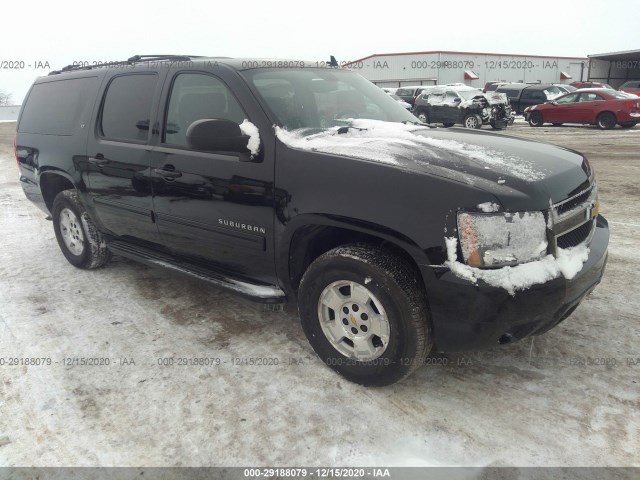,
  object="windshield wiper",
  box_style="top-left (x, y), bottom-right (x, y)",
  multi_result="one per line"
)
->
top-left (402, 120), bottom-right (436, 128)
top-left (337, 126), bottom-right (367, 134)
